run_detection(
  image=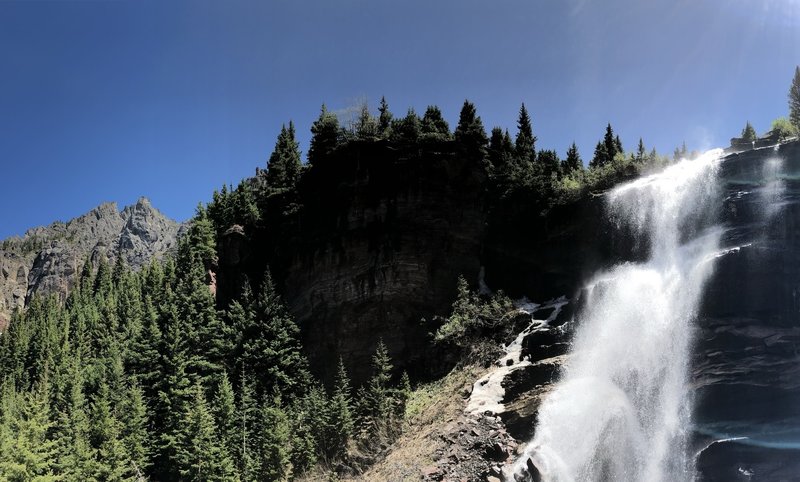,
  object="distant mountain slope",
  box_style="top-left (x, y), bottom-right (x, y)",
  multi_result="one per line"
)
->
top-left (0, 197), bottom-right (181, 326)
